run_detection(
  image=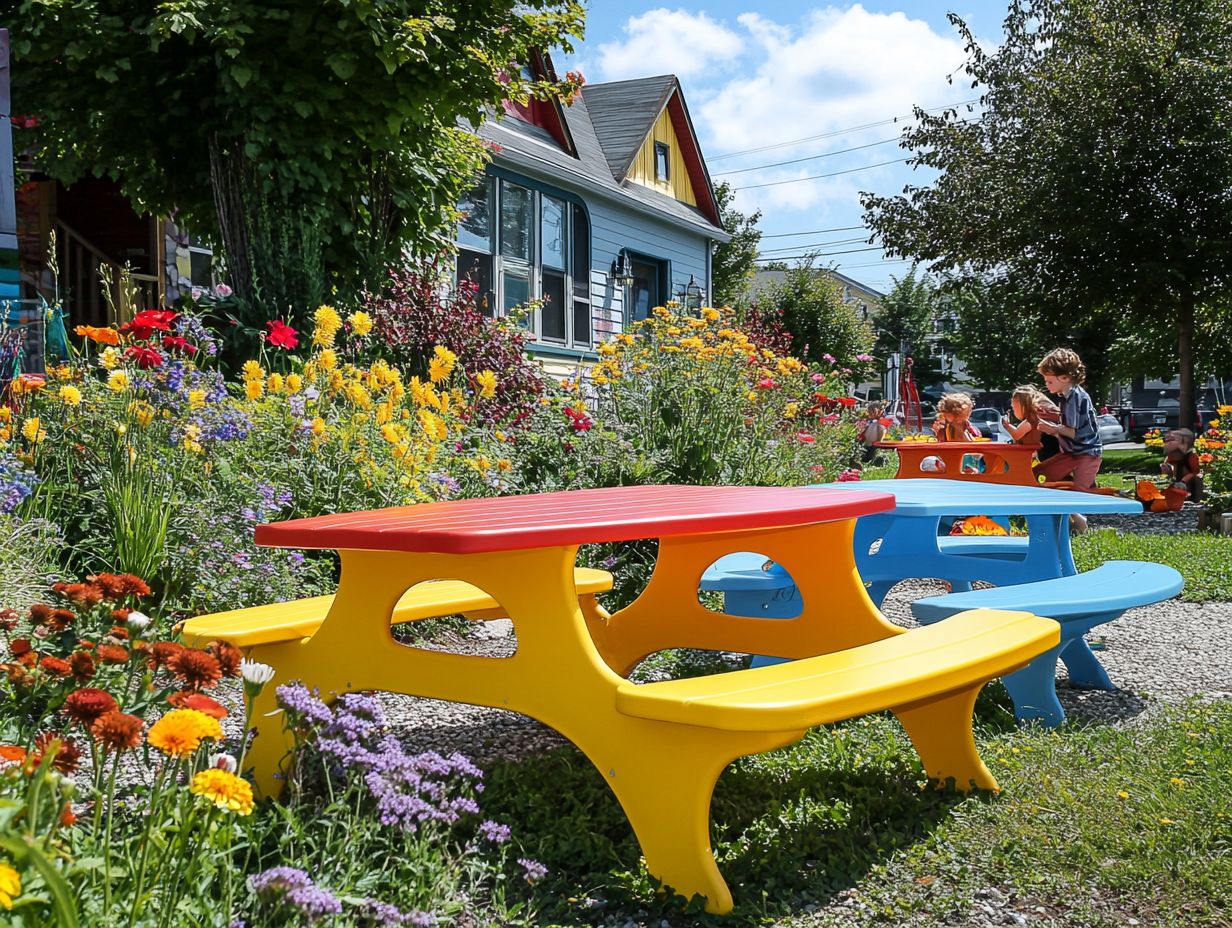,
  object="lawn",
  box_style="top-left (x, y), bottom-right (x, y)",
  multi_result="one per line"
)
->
top-left (1074, 530), bottom-right (1232, 601)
